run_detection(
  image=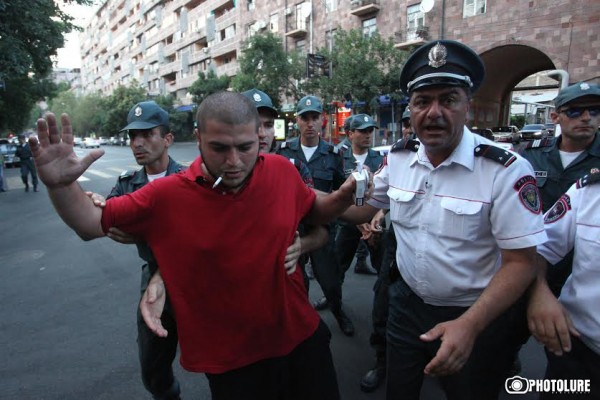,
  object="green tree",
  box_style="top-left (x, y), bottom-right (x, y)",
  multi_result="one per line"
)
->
top-left (303, 29), bottom-right (408, 114)
top-left (188, 70), bottom-right (230, 105)
top-left (231, 31), bottom-right (305, 108)
top-left (0, 0), bottom-right (92, 134)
